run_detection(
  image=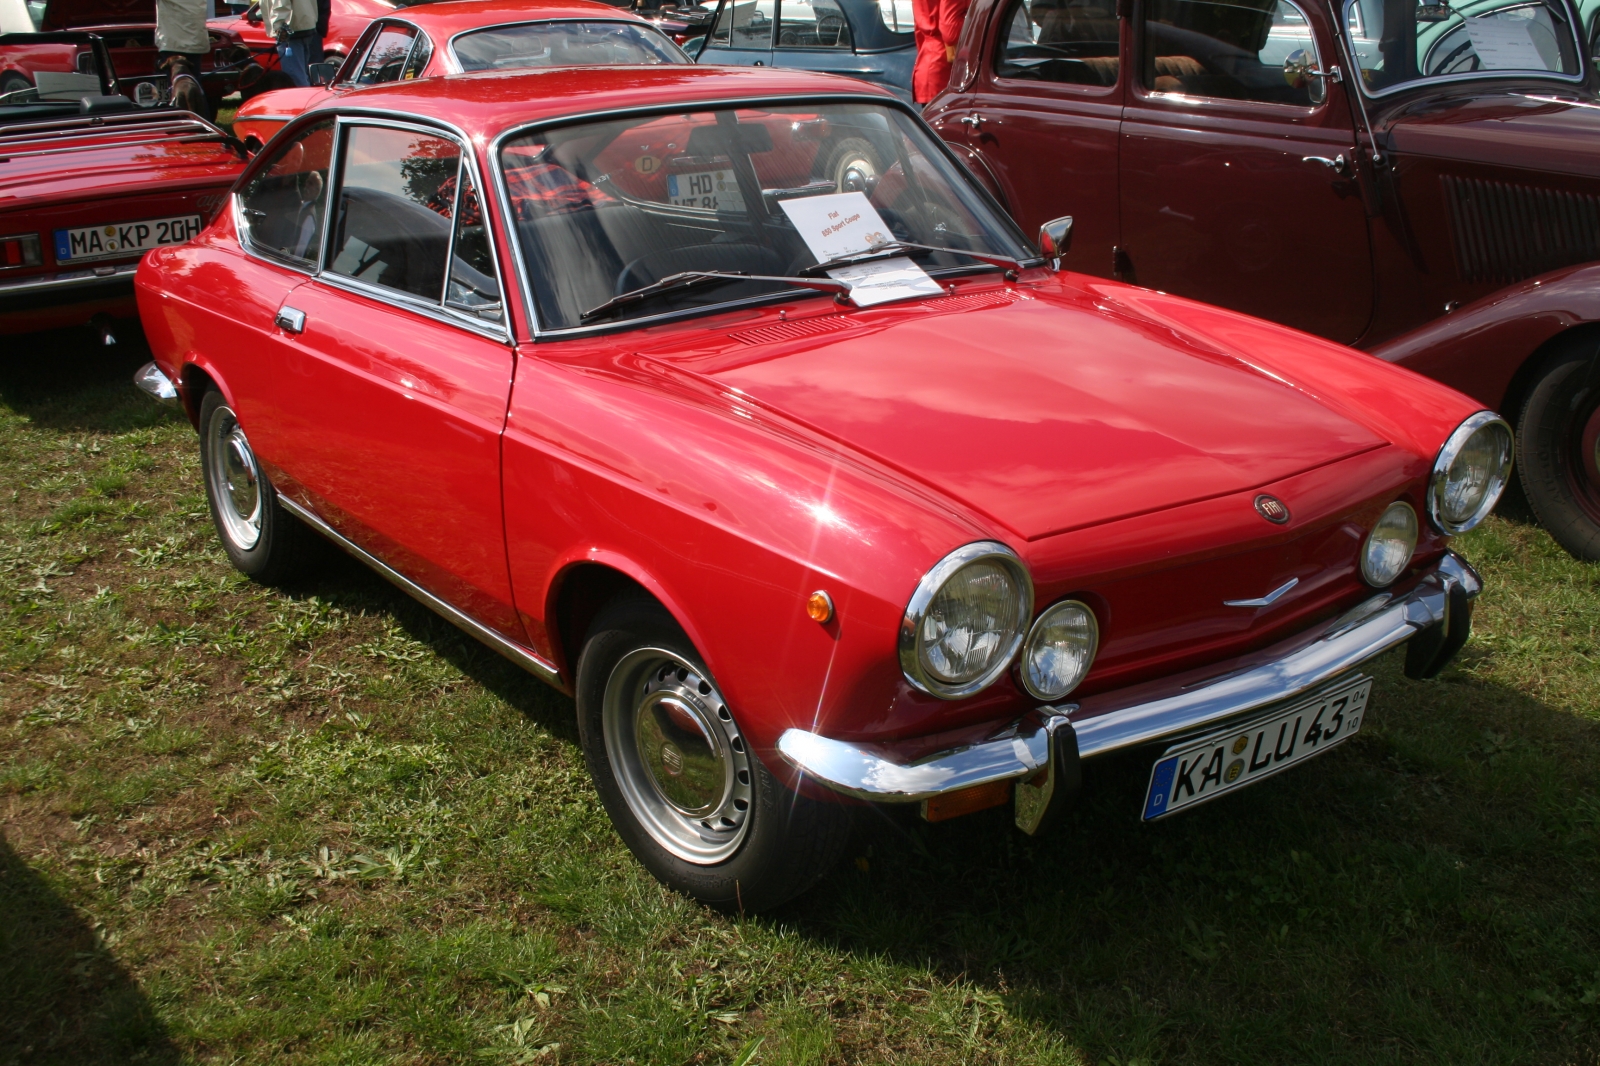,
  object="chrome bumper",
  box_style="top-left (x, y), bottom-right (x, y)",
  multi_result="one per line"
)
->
top-left (0, 262), bottom-right (139, 299)
top-left (777, 552), bottom-right (1481, 810)
top-left (134, 362), bottom-right (179, 404)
